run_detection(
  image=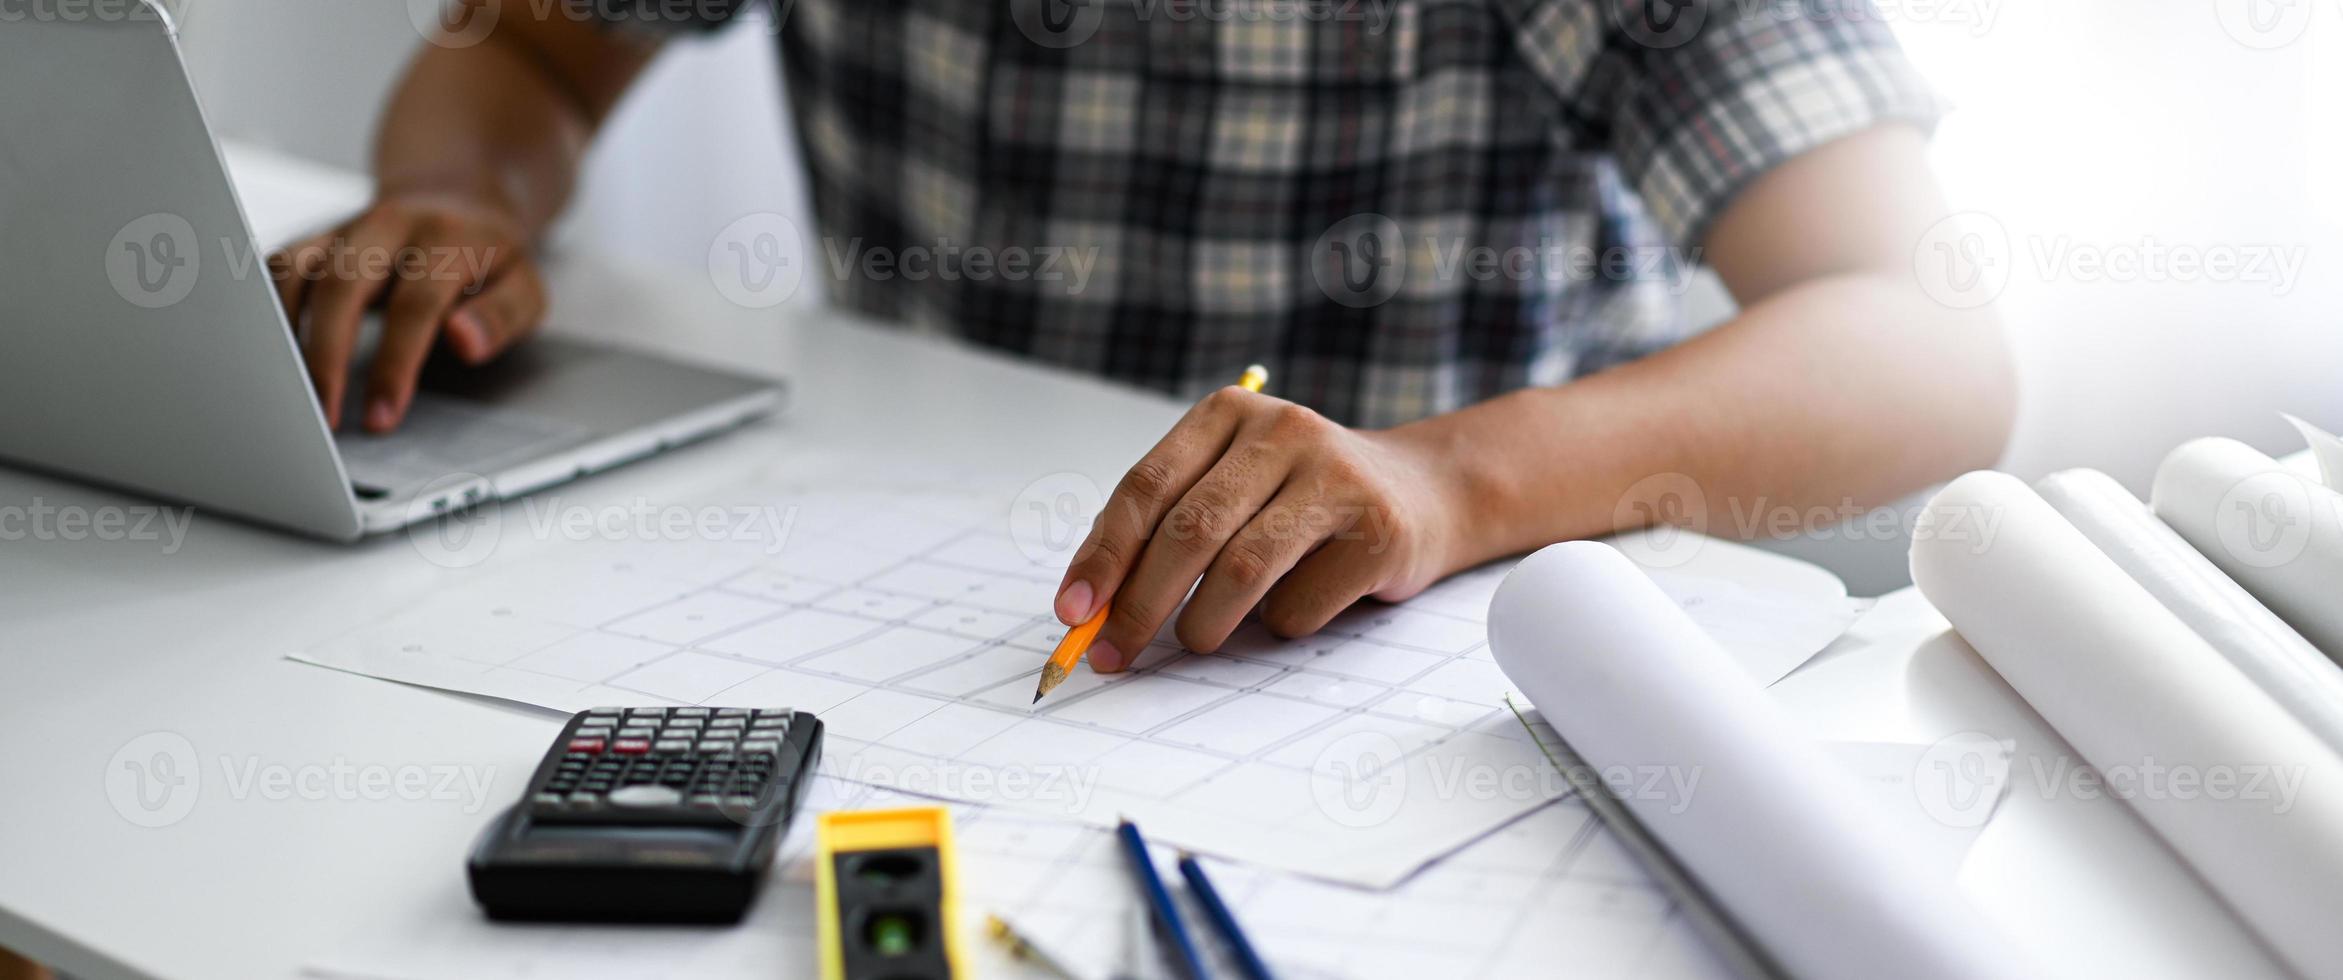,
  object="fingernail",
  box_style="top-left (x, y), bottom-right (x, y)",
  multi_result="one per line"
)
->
top-left (366, 397), bottom-right (399, 432)
top-left (1055, 580), bottom-right (1095, 624)
top-left (1088, 640), bottom-right (1127, 673)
